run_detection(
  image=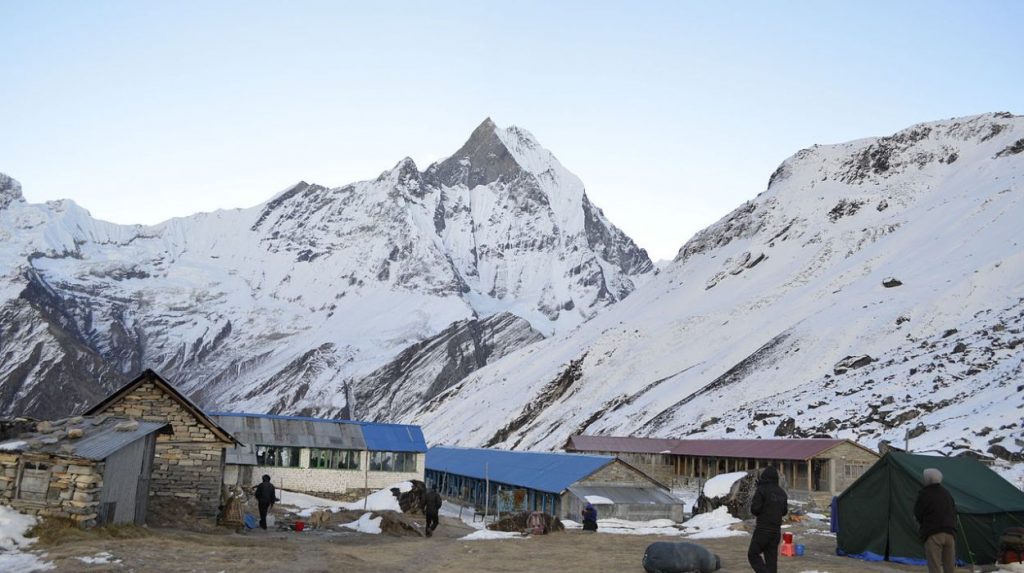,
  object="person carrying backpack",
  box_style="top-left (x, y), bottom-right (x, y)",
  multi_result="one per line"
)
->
top-left (747, 466), bottom-right (787, 573)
